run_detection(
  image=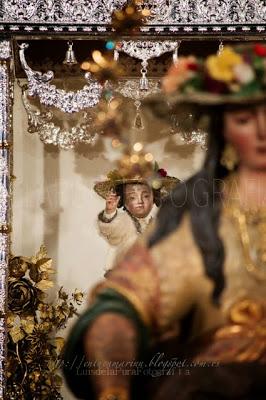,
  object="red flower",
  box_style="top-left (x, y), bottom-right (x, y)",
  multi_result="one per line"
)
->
top-left (187, 63), bottom-right (198, 71)
top-left (204, 75), bottom-right (228, 94)
top-left (254, 44), bottom-right (266, 57)
top-left (158, 168), bottom-right (167, 177)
